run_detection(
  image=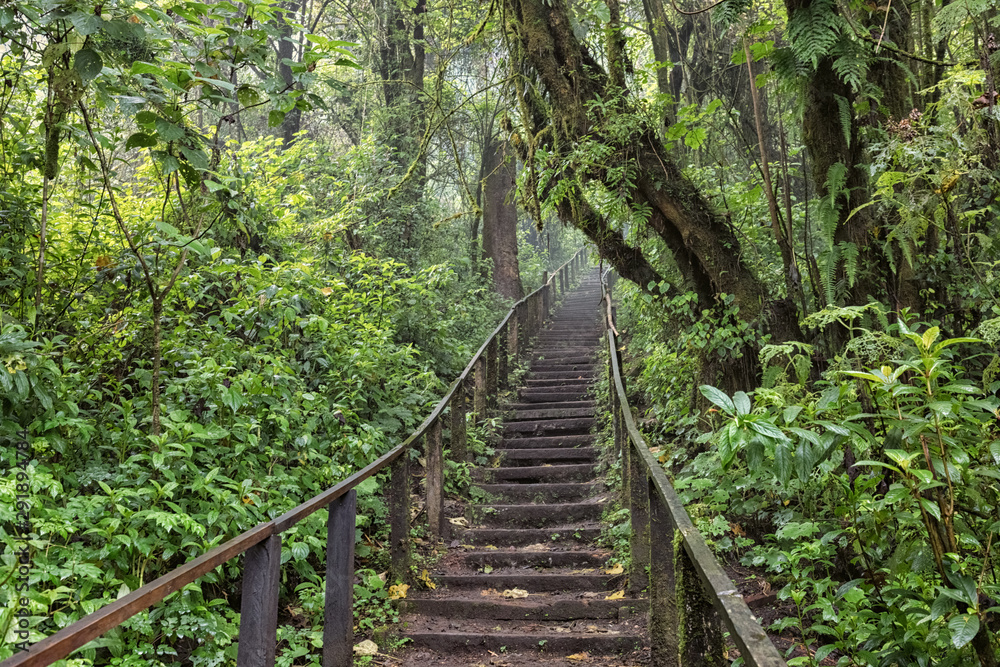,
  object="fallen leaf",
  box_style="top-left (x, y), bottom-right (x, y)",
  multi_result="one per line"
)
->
top-left (605, 590), bottom-right (625, 600)
top-left (567, 653), bottom-right (589, 661)
top-left (483, 545), bottom-right (498, 550)
top-left (502, 588), bottom-right (529, 599)
top-left (388, 584), bottom-right (409, 600)
top-left (554, 627), bottom-right (571, 633)
top-left (482, 565), bottom-right (494, 574)
top-left (481, 588), bottom-right (500, 596)
top-left (354, 640), bottom-right (379, 656)
top-left (418, 569), bottom-right (436, 590)
top-left (604, 563), bottom-right (624, 575)
top-left (448, 517), bottom-right (470, 527)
